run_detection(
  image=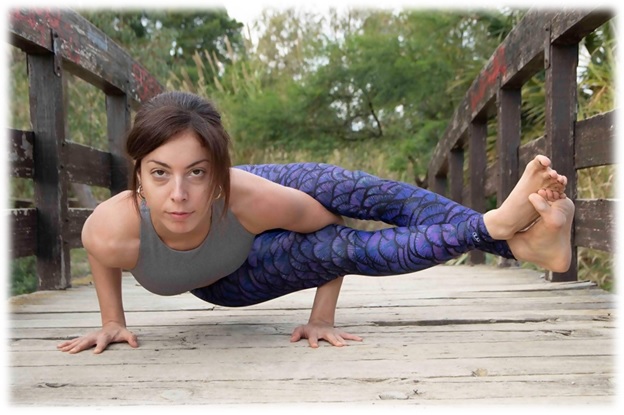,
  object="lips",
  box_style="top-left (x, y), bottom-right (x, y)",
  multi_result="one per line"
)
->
top-left (168, 211), bottom-right (192, 220)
